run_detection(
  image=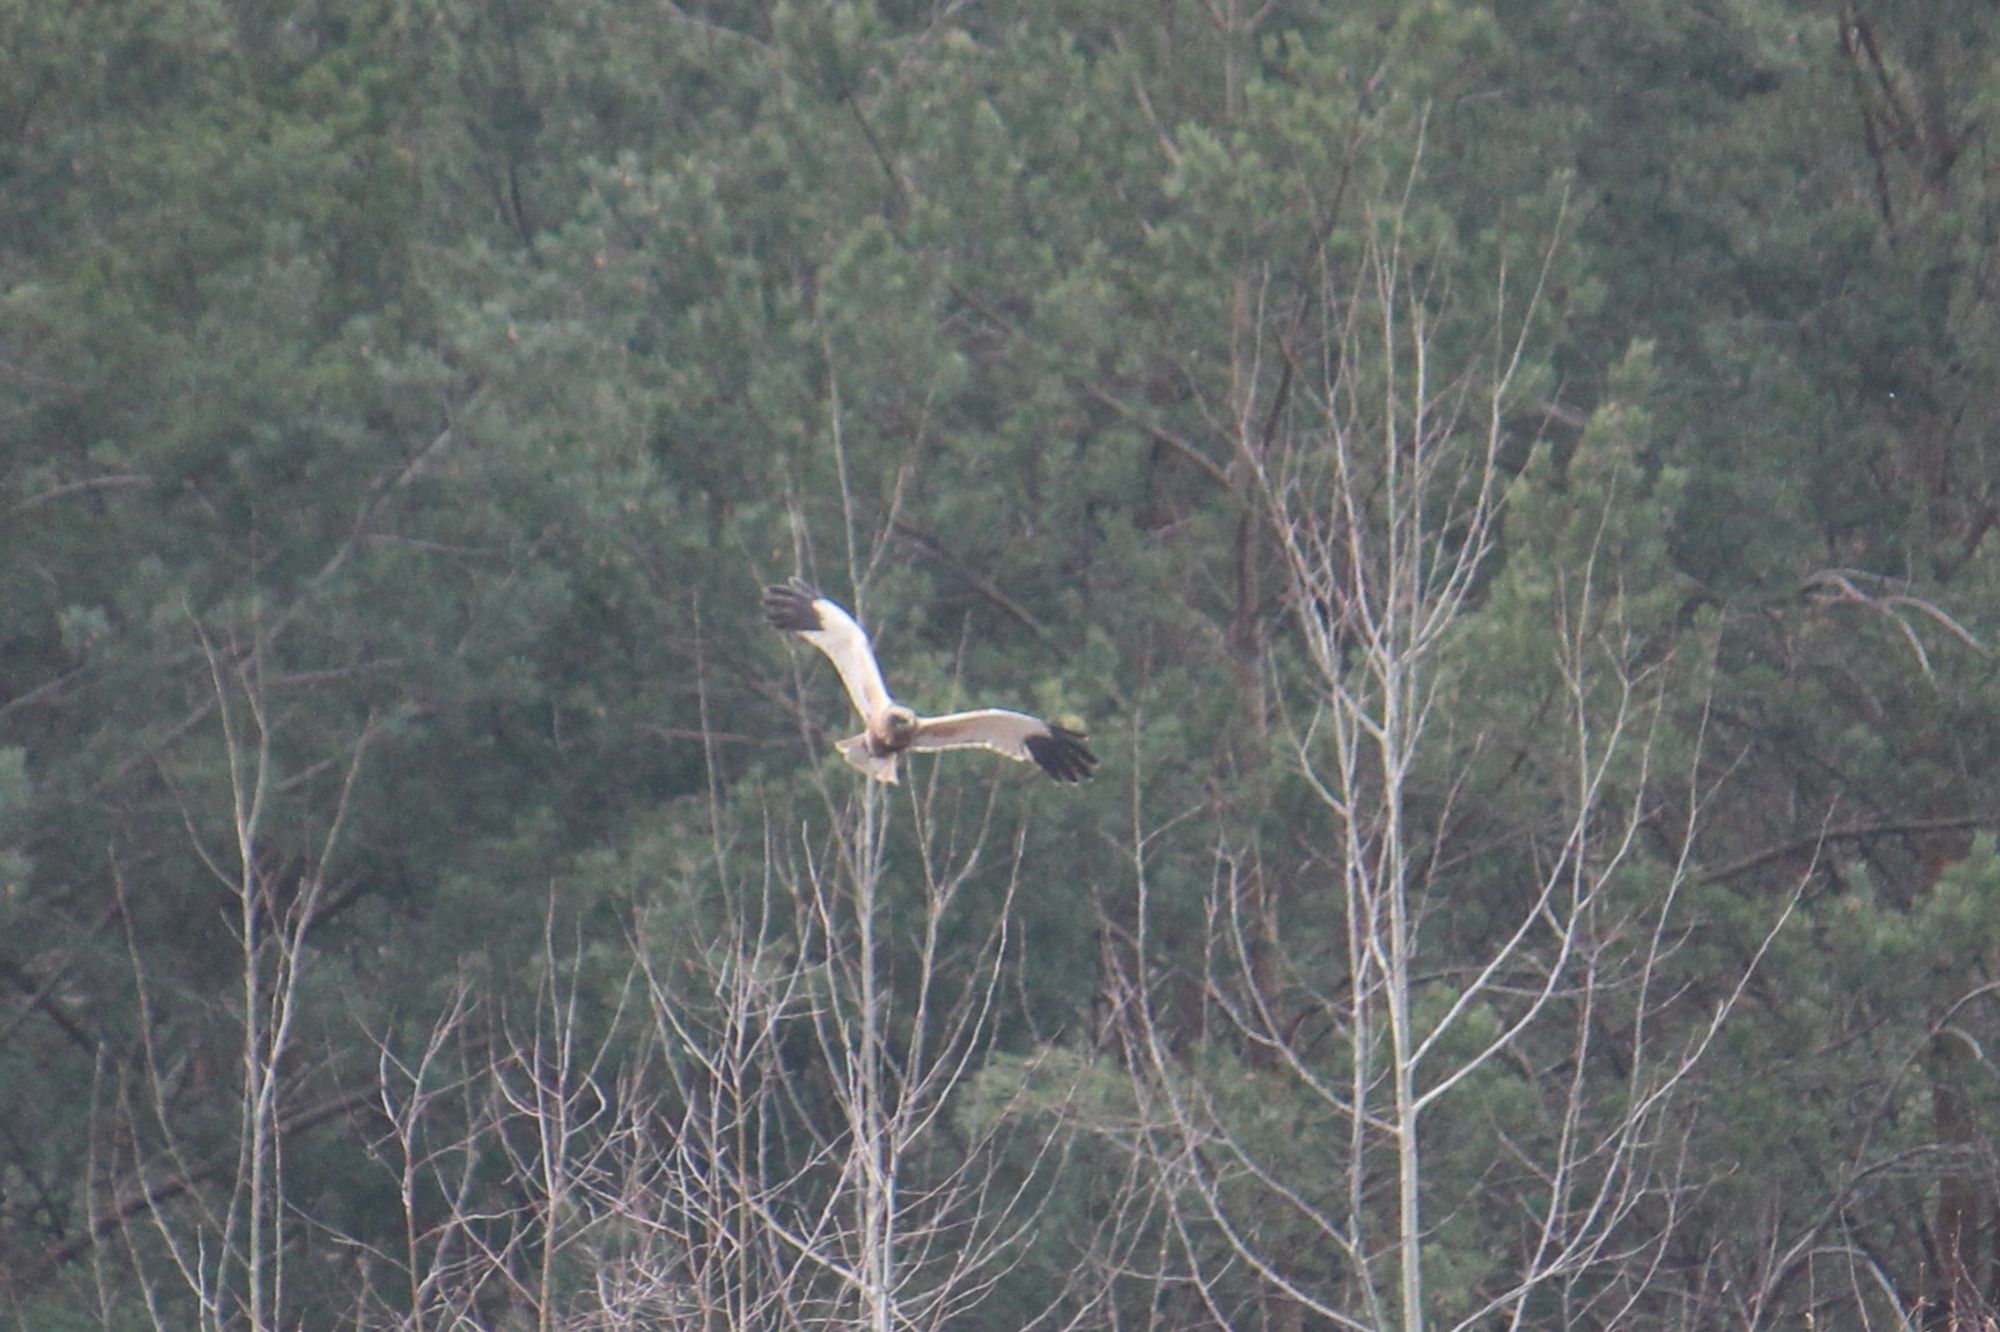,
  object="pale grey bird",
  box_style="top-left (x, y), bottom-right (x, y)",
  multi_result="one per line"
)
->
top-left (764, 578), bottom-right (1097, 785)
